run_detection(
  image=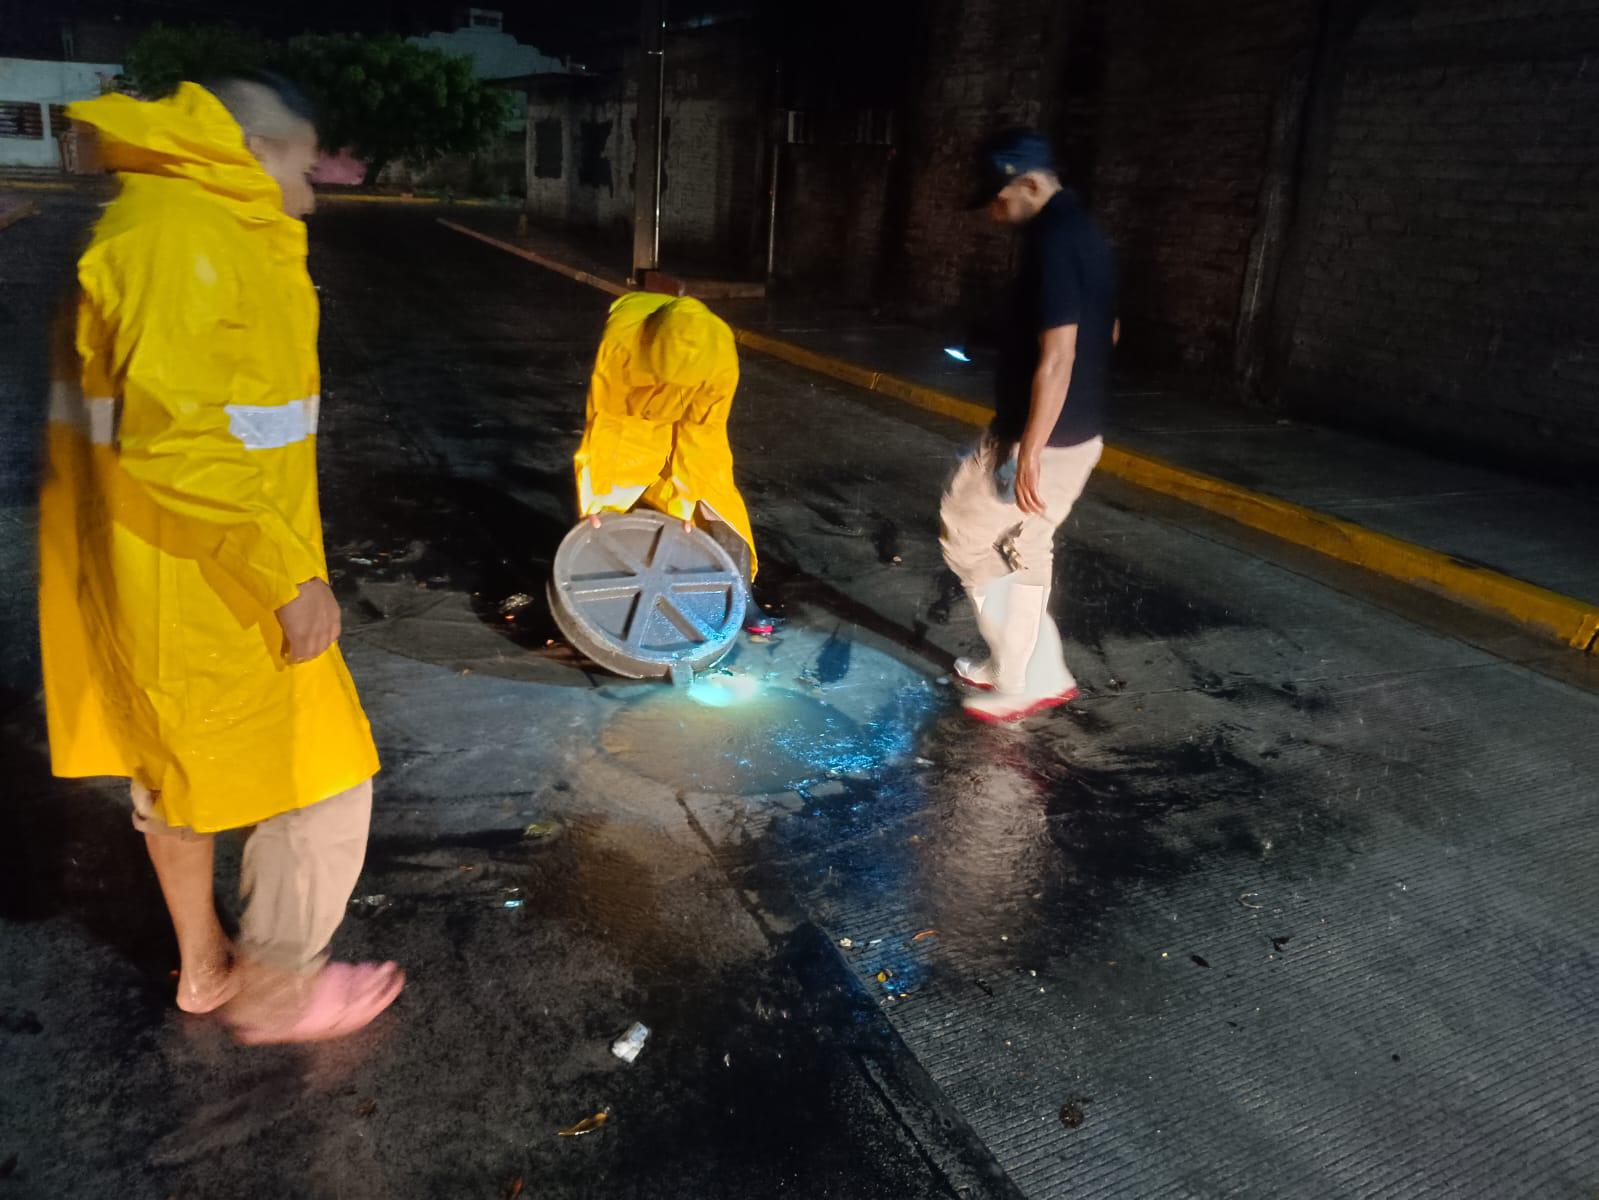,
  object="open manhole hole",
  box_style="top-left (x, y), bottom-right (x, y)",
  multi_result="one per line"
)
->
top-left (600, 680), bottom-right (879, 795)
